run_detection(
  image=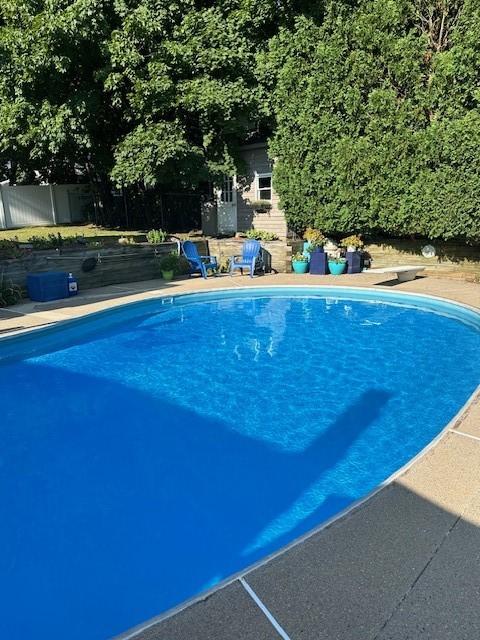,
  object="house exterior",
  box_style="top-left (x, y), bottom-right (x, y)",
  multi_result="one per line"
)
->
top-left (201, 142), bottom-right (287, 238)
